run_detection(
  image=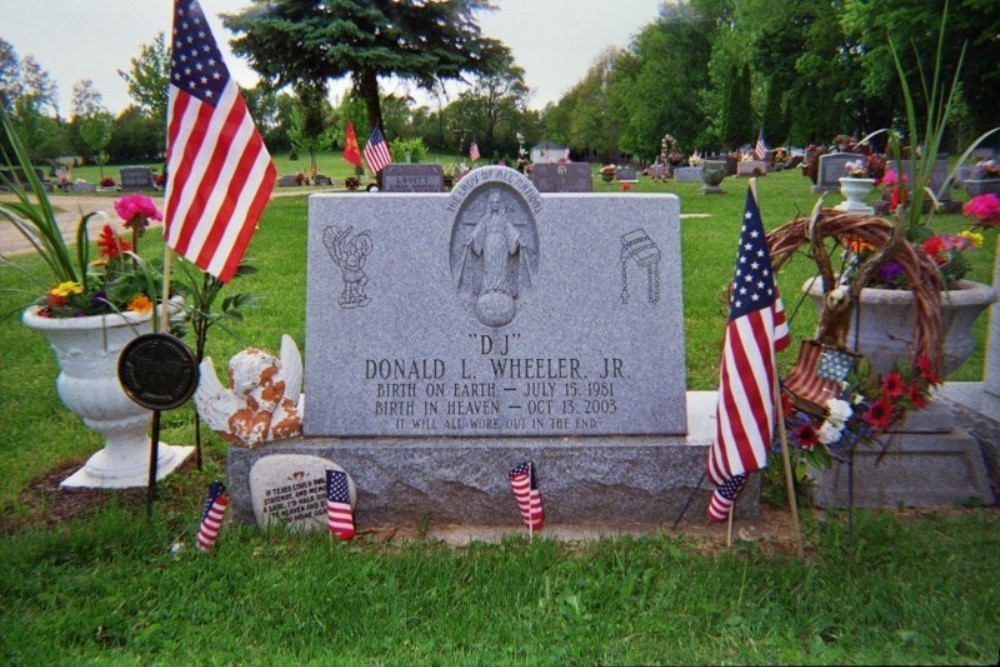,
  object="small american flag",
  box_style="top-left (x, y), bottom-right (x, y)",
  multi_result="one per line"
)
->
top-left (363, 125), bottom-right (392, 174)
top-left (164, 0), bottom-right (276, 283)
top-left (326, 469), bottom-right (355, 540)
top-left (196, 481), bottom-right (228, 551)
top-left (707, 185), bottom-right (790, 522)
top-left (708, 474), bottom-right (746, 523)
top-left (754, 130), bottom-right (768, 161)
top-left (469, 140), bottom-right (480, 162)
top-left (509, 461), bottom-right (543, 532)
